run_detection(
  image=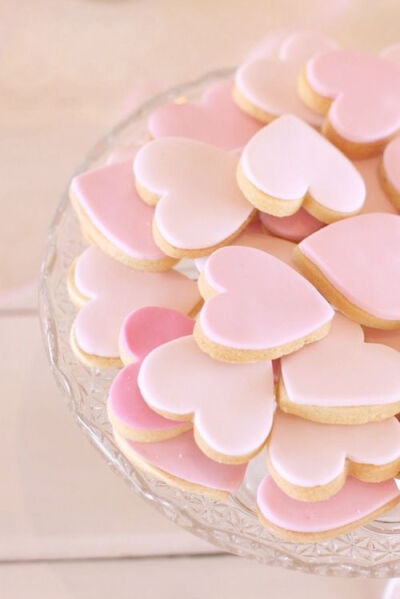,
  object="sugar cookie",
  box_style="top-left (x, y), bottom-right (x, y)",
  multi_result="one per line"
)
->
top-left (194, 246), bottom-right (334, 363)
top-left (299, 49), bottom-right (400, 158)
top-left (379, 137), bottom-right (400, 210)
top-left (108, 307), bottom-right (194, 441)
top-left (237, 115), bottom-right (365, 222)
top-left (257, 475), bottom-right (400, 543)
top-left (260, 209), bottom-right (324, 243)
top-left (114, 430), bottom-right (247, 498)
top-left (68, 247), bottom-right (201, 368)
top-left (70, 160), bottom-right (176, 271)
top-left (279, 314), bottom-right (400, 424)
top-left (137, 335), bottom-right (275, 464)
top-left (148, 80), bottom-right (261, 150)
top-left (267, 409), bottom-right (400, 502)
top-left (234, 30), bottom-right (336, 125)
top-left (295, 213), bottom-right (400, 328)
top-left (133, 138), bottom-right (255, 258)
